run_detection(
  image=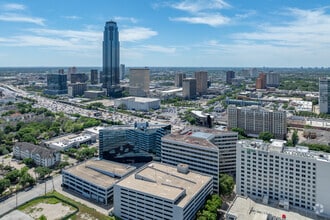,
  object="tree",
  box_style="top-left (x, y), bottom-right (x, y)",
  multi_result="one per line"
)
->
top-left (35, 166), bottom-right (52, 180)
top-left (39, 214), bottom-right (47, 220)
top-left (196, 194), bottom-right (222, 220)
top-left (231, 127), bottom-right (247, 139)
top-left (23, 158), bottom-right (36, 167)
top-left (19, 172), bottom-right (35, 187)
top-left (291, 130), bottom-right (299, 146)
top-left (0, 178), bottom-right (10, 194)
top-left (5, 169), bottom-right (20, 184)
top-left (219, 174), bottom-right (235, 196)
top-left (258, 131), bottom-right (274, 142)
